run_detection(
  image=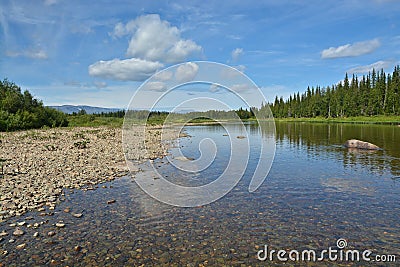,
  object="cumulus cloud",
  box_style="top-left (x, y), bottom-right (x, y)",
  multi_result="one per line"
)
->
top-left (88, 58), bottom-right (163, 81)
top-left (142, 81), bottom-right (167, 92)
top-left (321, 39), bottom-right (380, 59)
top-left (347, 60), bottom-right (392, 74)
top-left (112, 14), bottom-right (201, 63)
top-left (175, 62), bottom-right (199, 82)
top-left (231, 48), bottom-right (243, 62)
top-left (153, 70), bottom-right (173, 81)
